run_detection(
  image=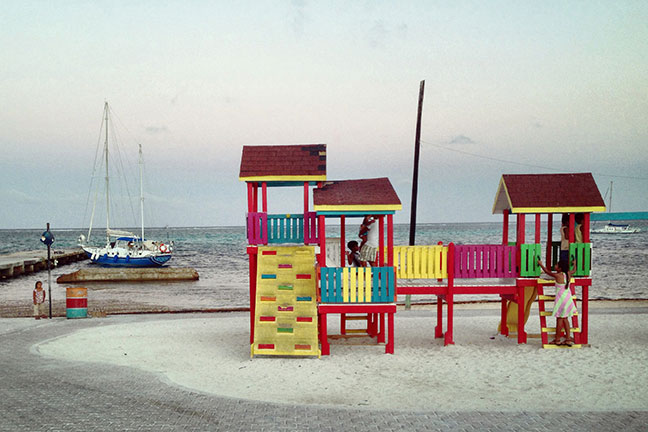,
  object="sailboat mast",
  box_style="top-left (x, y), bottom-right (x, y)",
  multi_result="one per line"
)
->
top-left (104, 102), bottom-right (110, 245)
top-left (609, 181), bottom-right (613, 213)
top-left (139, 144), bottom-right (145, 240)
